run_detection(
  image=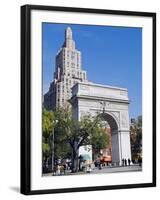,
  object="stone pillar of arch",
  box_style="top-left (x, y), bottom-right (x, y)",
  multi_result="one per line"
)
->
top-left (70, 82), bottom-right (132, 166)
